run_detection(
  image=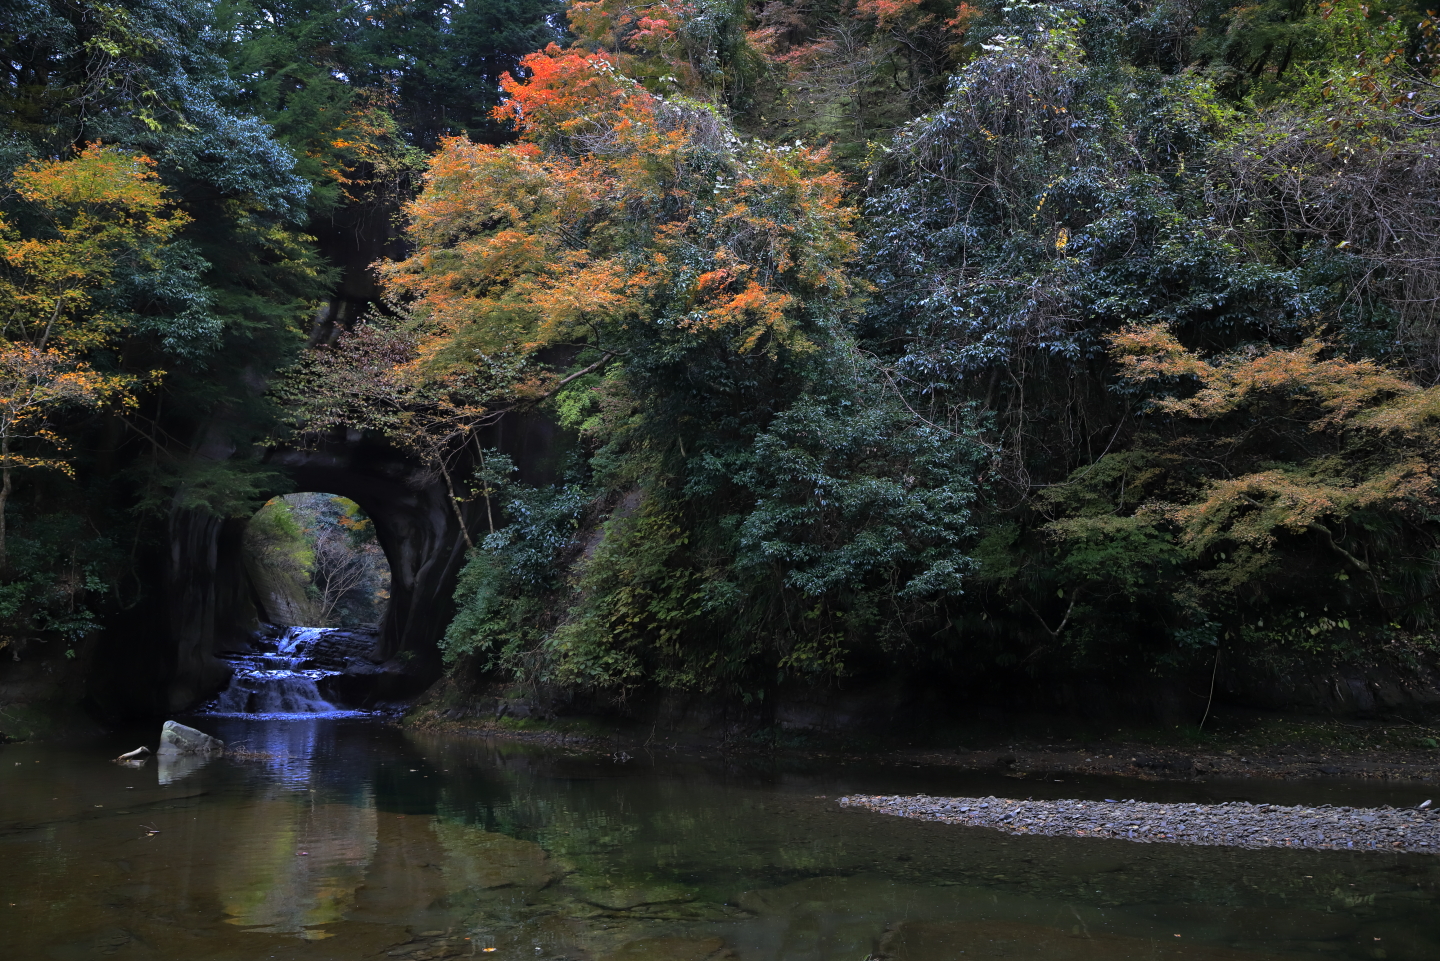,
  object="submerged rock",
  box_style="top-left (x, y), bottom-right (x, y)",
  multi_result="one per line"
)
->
top-left (430, 820), bottom-right (555, 891)
top-left (157, 720), bottom-right (224, 756)
top-left (572, 877), bottom-right (698, 911)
